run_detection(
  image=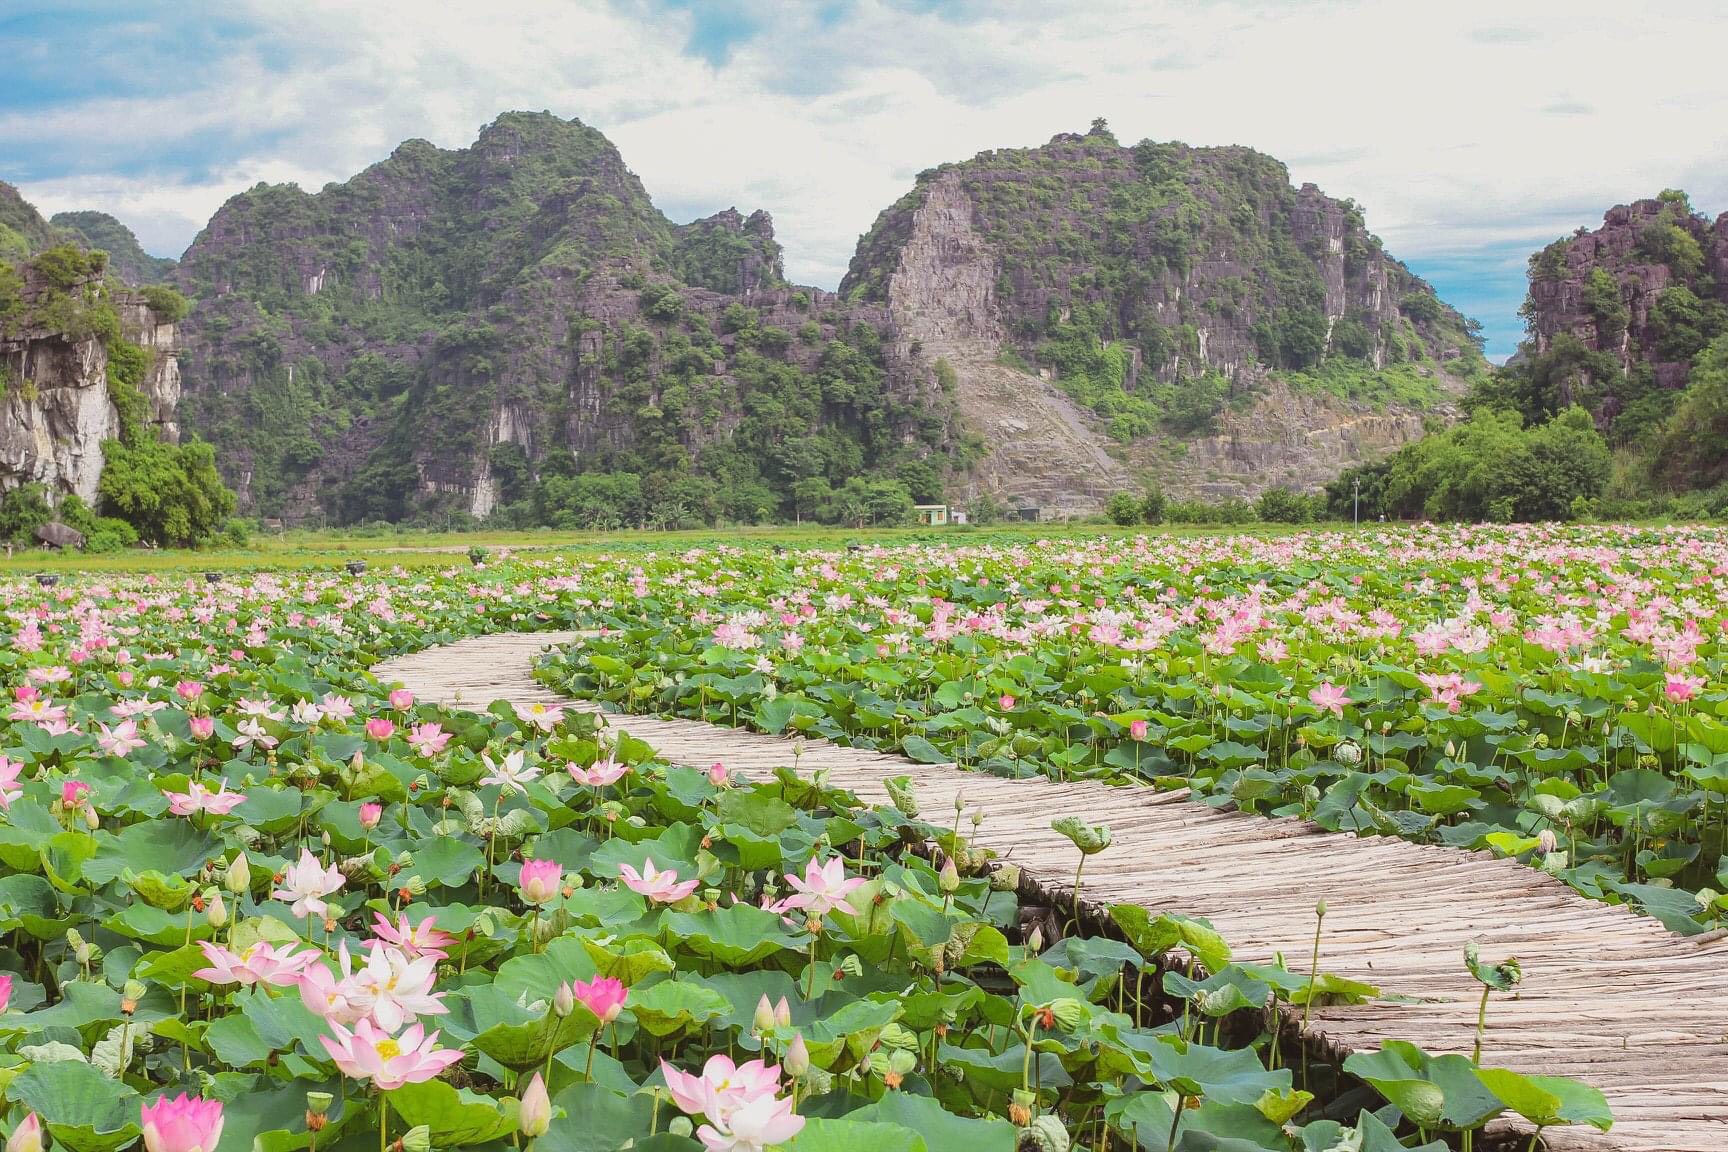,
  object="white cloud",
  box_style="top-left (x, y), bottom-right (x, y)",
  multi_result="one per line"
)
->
top-left (7, 0), bottom-right (1725, 347)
